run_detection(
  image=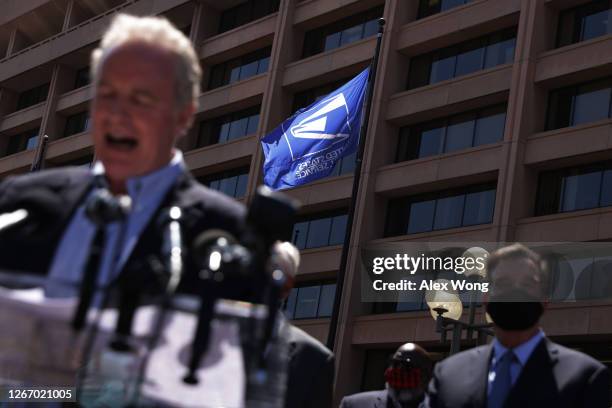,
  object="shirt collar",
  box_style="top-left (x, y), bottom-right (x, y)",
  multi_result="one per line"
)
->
top-left (492, 329), bottom-right (545, 367)
top-left (91, 150), bottom-right (186, 201)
